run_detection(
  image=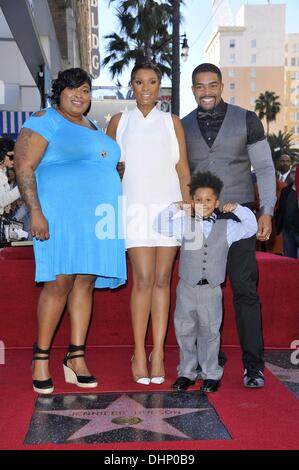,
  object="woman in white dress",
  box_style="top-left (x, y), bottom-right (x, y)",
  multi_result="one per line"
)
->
top-left (107, 62), bottom-right (191, 385)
